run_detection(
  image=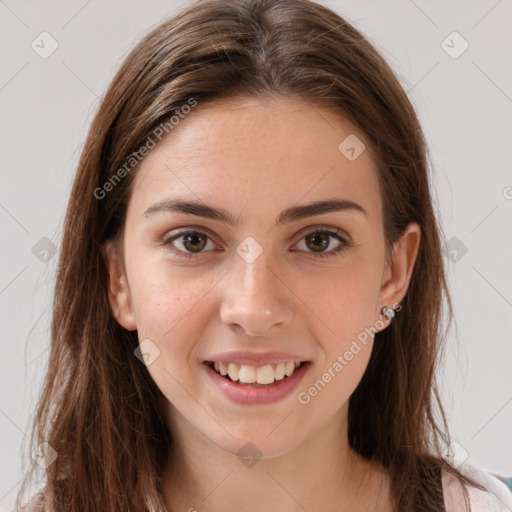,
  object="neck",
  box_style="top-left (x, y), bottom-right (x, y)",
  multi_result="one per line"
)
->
top-left (161, 403), bottom-right (389, 512)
